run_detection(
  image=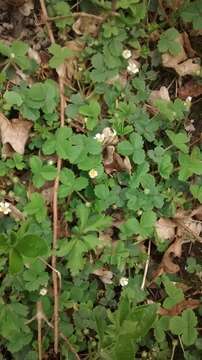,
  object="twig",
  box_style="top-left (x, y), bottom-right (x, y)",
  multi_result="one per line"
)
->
top-left (39, 0), bottom-right (55, 44)
top-left (39, 257), bottom-right (62, 290)
top-left (26, 301), bottom-right (81, 360)
top-left (39, 0), bottom-right (61, 355)
top-left (141, 240), bottom-right (151, 290)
